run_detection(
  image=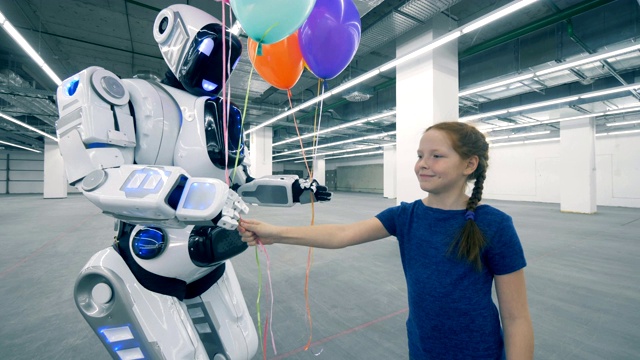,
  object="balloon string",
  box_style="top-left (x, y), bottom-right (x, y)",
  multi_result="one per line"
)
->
top-left (232, 44), bottom-right (258, 183)
top-left (258, 240), bottom-right (277, 355)
top-left (289, 88), bottom-right (319, 351)
top-left (254, 245), bottom-right (263, 343)
top-left (221, 0), bottom-right (229, 183)
top-left (288, 90), bottom-right (312, 177)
